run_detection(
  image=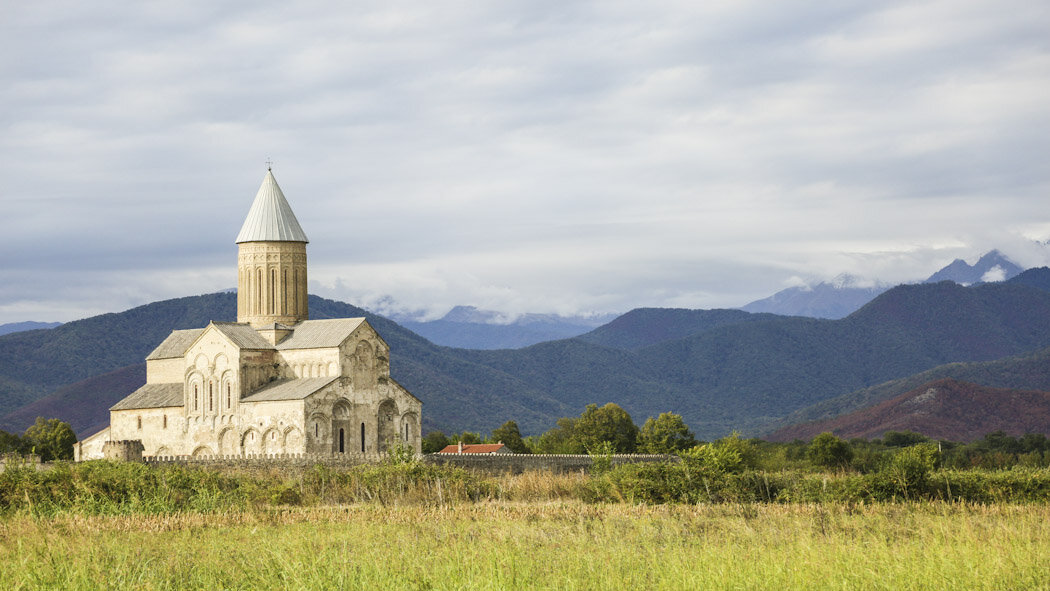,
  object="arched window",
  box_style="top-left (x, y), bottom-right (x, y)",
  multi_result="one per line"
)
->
top-left (208, 382), bottom-right (213, 412)
top-left (360, 423), bottom-right (366, 453)
top-left (193, 385), bottom-right (198, 411)
top-left (227, 384), bottom-right (231, 409)
top-left (163, 415), bottom-right (167, 429)
top-left (137, 416), bottom-right (142, 430)
top-left (339, 428), bottom-right (345, 453)
top-left (314, 423), bottom-right (319, 437)
top-left (282, 269), bottom-right (288, 314)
